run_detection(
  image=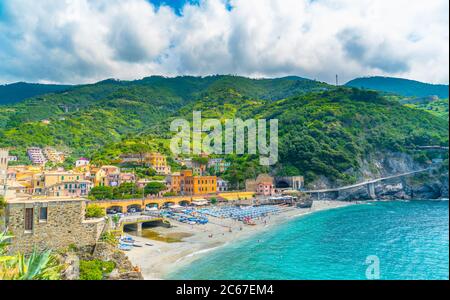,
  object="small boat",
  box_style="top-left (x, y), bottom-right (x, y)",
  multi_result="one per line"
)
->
top-left (118, 243), bottom-right (133, 251)
top-left (145, 242), bottom-right (154, 246)
top-left (133, 243), bottom-right (143, 247)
